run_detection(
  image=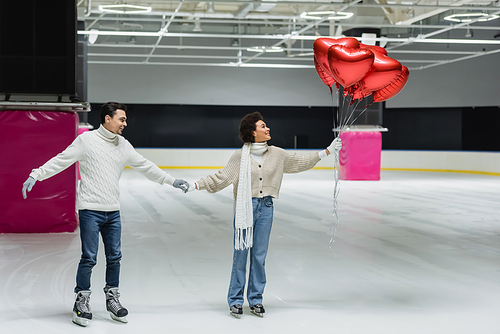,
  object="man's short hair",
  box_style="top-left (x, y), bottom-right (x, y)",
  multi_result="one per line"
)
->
top-left (100, 102), bottom-right (127, 124)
